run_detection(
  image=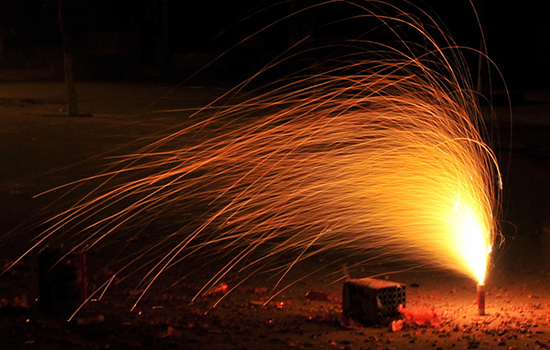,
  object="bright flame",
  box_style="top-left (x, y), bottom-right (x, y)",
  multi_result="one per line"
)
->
top-left (16, 1), bottom-right (502, 303)
top-left (450, 200), bottom-right (491, 284)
